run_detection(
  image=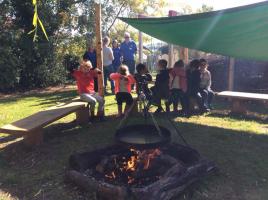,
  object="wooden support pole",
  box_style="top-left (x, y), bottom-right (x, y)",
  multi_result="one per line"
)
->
top-left (95, 3), bottom-right (104, 97)
top-left (168, 10), bottom-right (189, 66)
top-left (138, 31), bottom-right (143, 63)
top-left (168, 11), bottom-right (177, 68)
top-left (179, 47), bottom-right (189, 65)
top-left (228, 57), bottom-right (235, 91)
top-left (138, 14), bottom-right (145, 64)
